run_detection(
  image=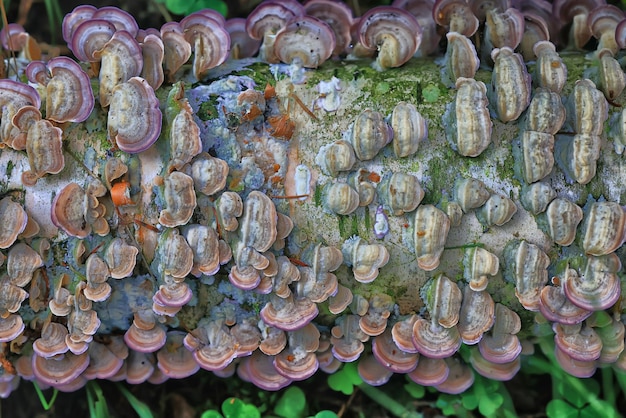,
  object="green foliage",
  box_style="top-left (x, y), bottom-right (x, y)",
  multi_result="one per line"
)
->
top-left (160, 0), bottom-right (227, 16)
top-left (116, 384), bottom-right (154, 418)
top-left (327, 361), bottom-right (363, 395)
top-left (403, 376), bottom-right (425, 399)
top-left (274, 387), bottom-right (307, 418)
top-left (200, 397), bottom-right (261, 418)
top-left (86, 382), bottom-right (110, 418)
top-left (33, 381), bottom-right (58, 411)
top-left (434, 374), bottom-right (515, 418)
